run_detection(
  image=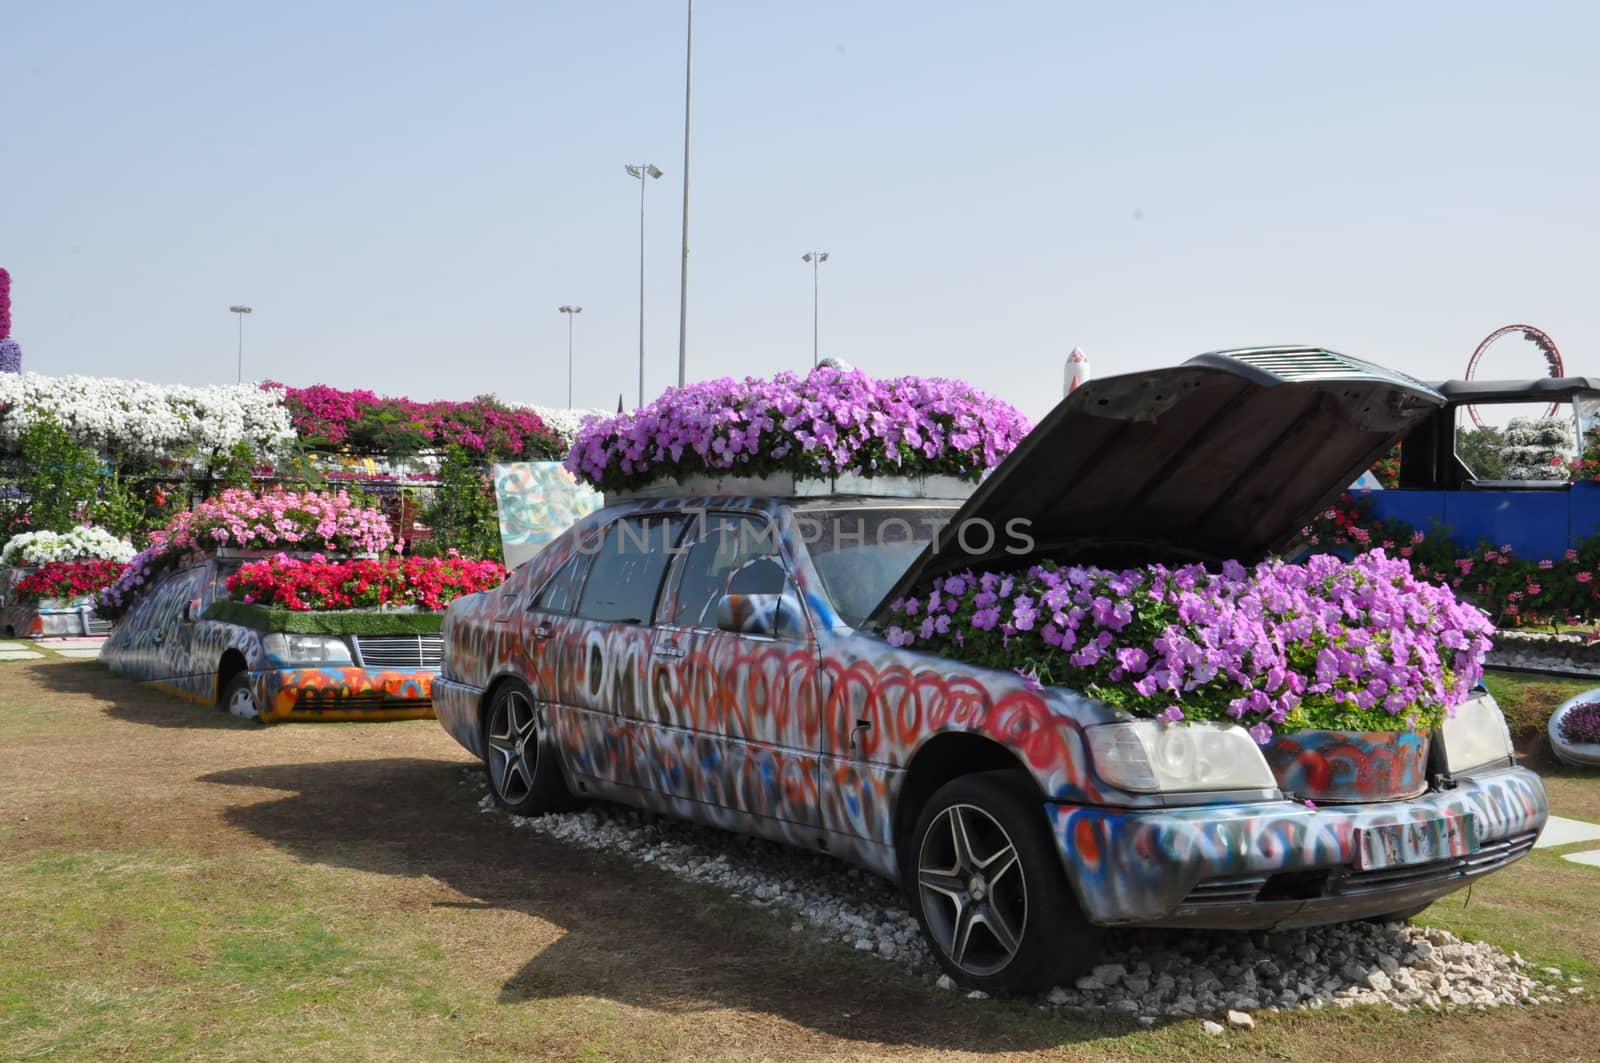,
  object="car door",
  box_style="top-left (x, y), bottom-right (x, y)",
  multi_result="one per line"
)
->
top-left (559, 512), bottom-right (685, 795)
top-left (110, 563), bottom-right (208, 685)
top-left (650, 511), bottom-right (822, 830)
